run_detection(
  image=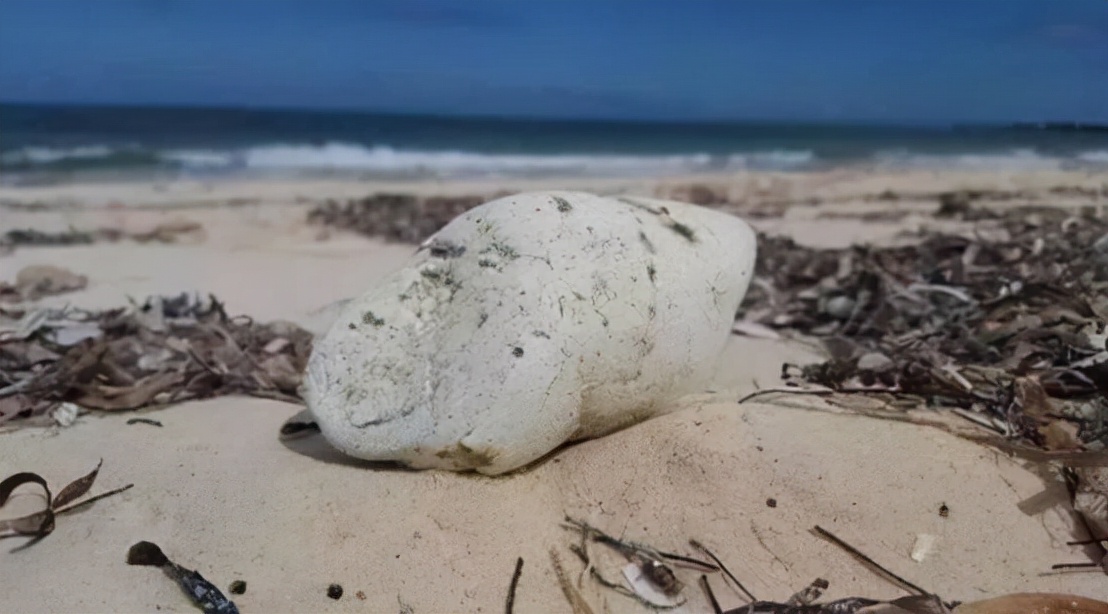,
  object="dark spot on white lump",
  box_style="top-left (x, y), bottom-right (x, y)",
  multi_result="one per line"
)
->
top-left (512, 346), bottom-right (524, 357)
top-left (428, 239), bottom-right (466, 259)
